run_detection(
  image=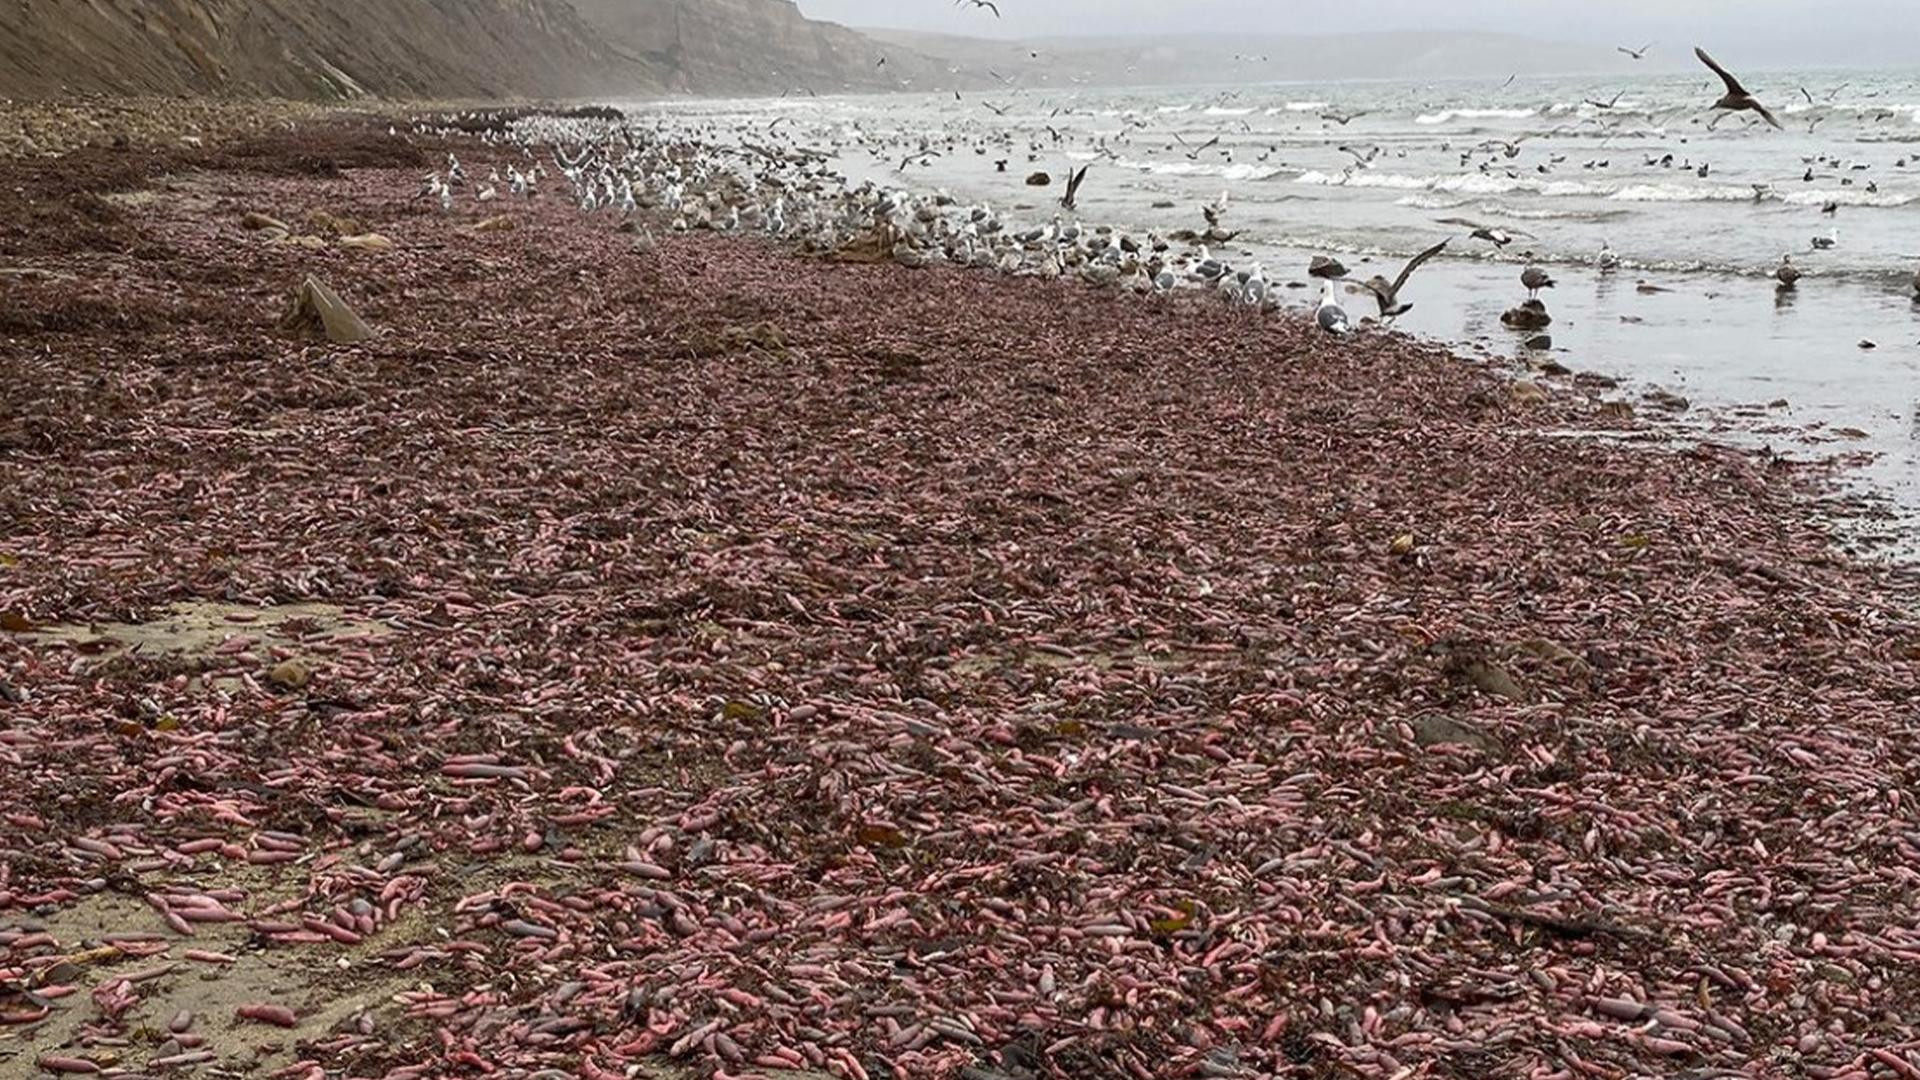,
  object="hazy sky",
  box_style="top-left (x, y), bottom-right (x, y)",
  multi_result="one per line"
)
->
top-left (794, 0), bottom-right (1919, 69)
